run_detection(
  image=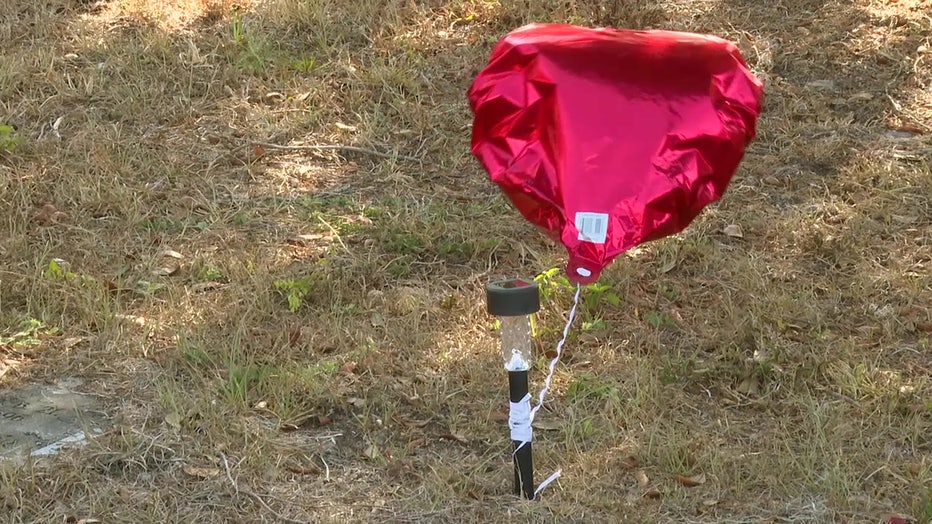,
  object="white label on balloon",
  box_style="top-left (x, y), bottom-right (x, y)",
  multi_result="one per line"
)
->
top-left (575, 212), bottom-right (609, 244)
